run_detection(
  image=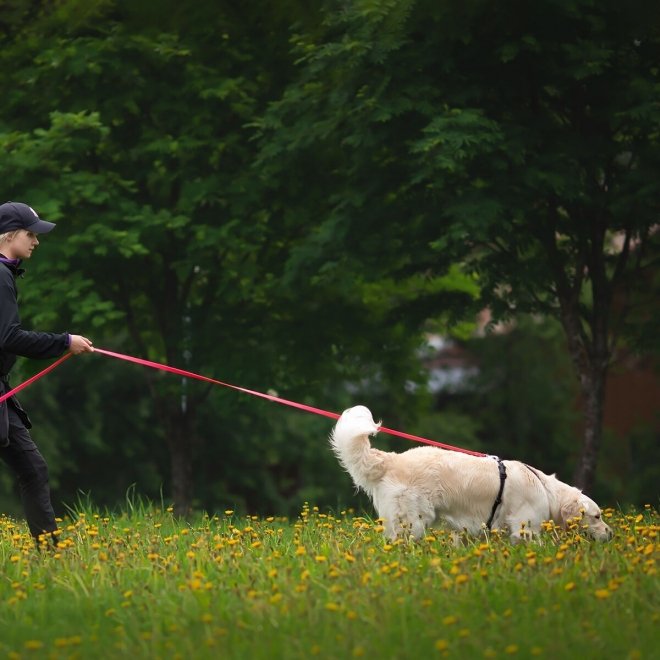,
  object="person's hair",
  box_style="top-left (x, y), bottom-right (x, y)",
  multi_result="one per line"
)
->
top-left (0, 230), bottom-right (20, 244)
